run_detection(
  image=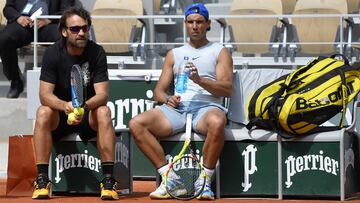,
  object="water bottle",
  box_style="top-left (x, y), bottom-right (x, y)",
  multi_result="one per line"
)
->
top-left (175, 57), bottom-right (190, 94)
